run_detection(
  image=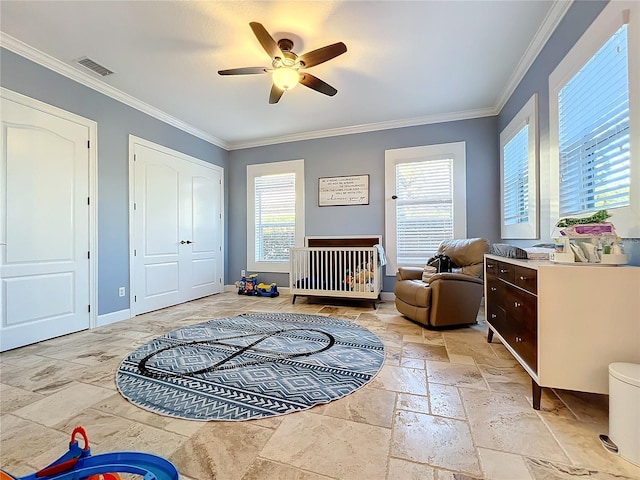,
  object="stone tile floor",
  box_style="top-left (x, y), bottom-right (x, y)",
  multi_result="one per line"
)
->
top-left (1, 292), bottom-right (639, 480)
